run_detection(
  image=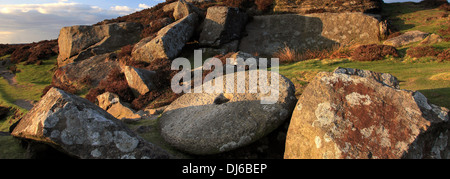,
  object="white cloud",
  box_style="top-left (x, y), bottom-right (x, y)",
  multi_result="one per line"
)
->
top-left (138, 3), bottom-right (152, 9)
top-left (0, 2), bottom-right (137, 44)
top-left (110, 5), bottom-right (135, 15)
top-left (0, 31), bottom-right (13, 35)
